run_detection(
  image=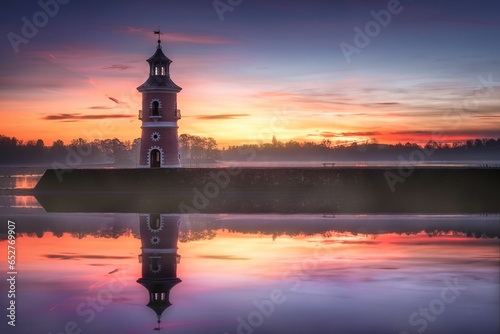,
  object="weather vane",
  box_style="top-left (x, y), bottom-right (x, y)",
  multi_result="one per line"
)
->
top-left (153, 28), bottom-right (162, 46)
